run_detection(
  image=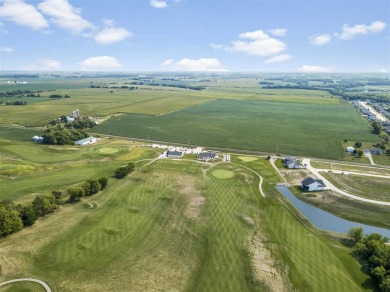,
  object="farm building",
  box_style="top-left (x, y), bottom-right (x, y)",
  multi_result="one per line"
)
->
top-left (75, 137), bottom-right (97, 146)
top-left (32, 136), bottom-right (43, 143)
top-left (166, 151), bottom-right (183, 158)
top-left (369, 147), bottom-right (384, 155)
top-left (283, 156), bottom-right (302, 169)
top-left (198, 152), bottom-right (217, 160)
top-left (346, 146), bottom-right (355, 153)
top-left (301, 177), bottom-right (326, 192)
